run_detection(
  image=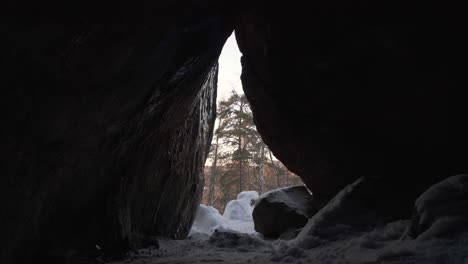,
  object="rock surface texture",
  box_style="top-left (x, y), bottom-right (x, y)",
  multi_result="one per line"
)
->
top-left (236, 1), bottom-right (467, 207)
top-left (253, 186), bottom-right (323, 238)
top-left (1, 2), bottom-right (235, 263)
